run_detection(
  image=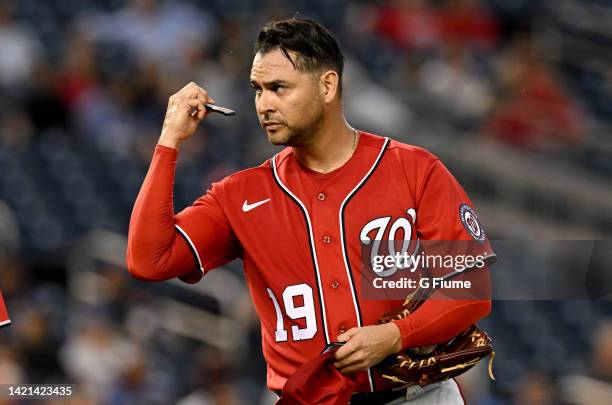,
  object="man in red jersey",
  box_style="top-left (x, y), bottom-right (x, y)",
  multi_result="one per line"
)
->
top-left (127, 19), bottom-right (493, 404)
top-left (0, 292), bottom-right (10, 328)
